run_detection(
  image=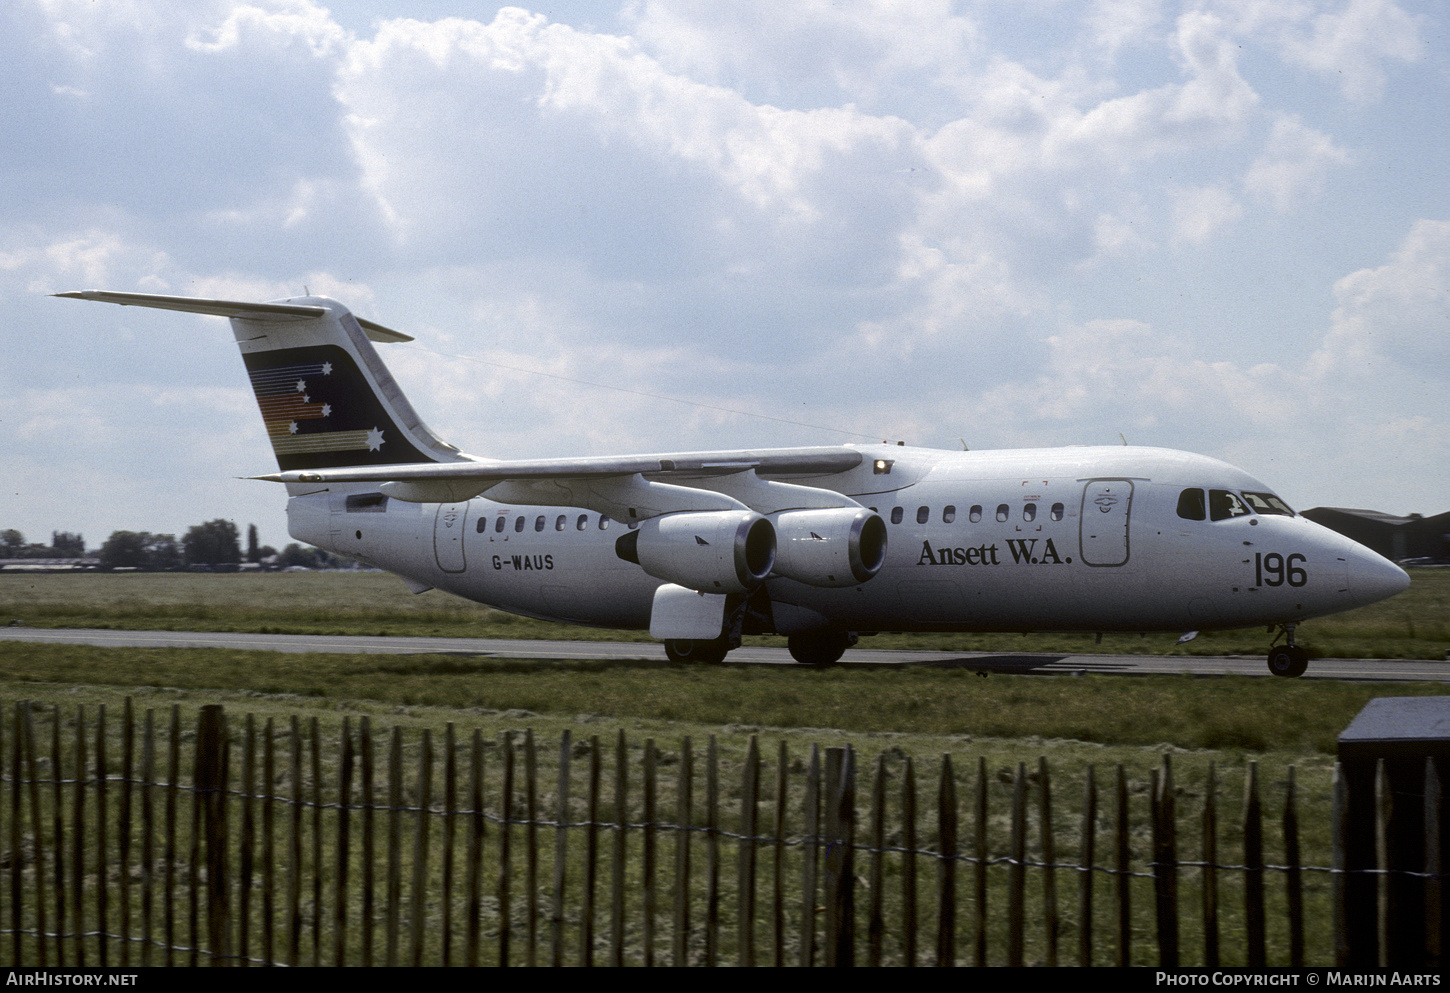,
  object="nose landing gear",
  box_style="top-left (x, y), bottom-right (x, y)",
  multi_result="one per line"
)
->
top-left (1266, 623), bottom-right (1309, 678)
